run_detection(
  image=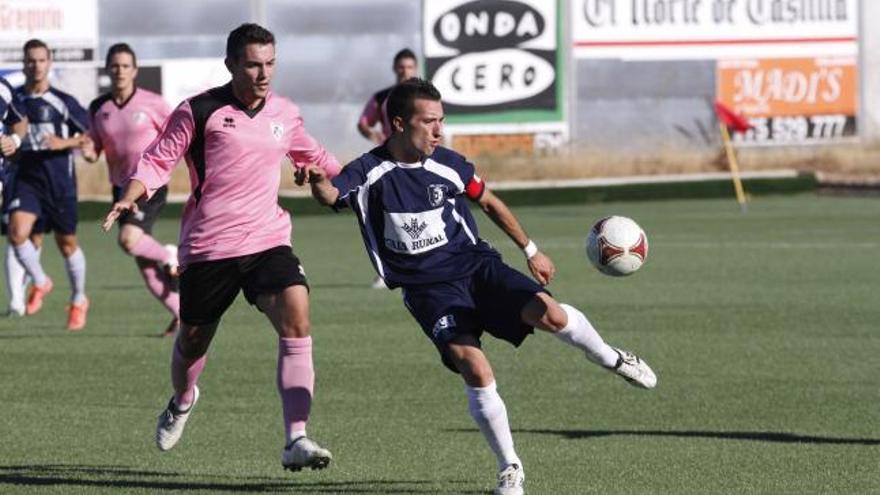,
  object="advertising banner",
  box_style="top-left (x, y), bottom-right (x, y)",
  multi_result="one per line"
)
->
top-left (423, 0), bottom-right (564, 127)
top-left (0, 0), bottom-right (98, 63)
top-left (572, 0), bottom-right (858, 60)
top-left (716, 56), bottom-right (858, 144)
